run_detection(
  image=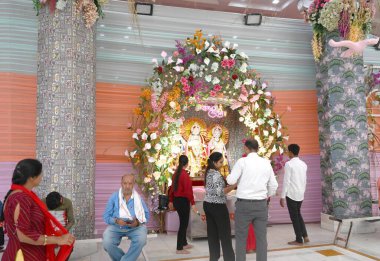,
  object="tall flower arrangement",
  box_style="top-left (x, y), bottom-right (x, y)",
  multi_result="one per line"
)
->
top-left (308, 0), bottom-right (375, 61)
top-left (32, 0), bottom-right (108, 28)
top-left (127, 30), bottom-right (288, 212)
